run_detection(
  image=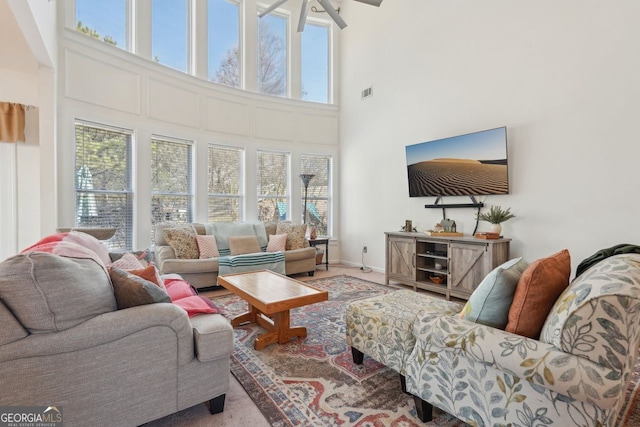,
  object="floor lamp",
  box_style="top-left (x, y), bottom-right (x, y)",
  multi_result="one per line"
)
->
top-left (299, 173), bottom-right (315, 225)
